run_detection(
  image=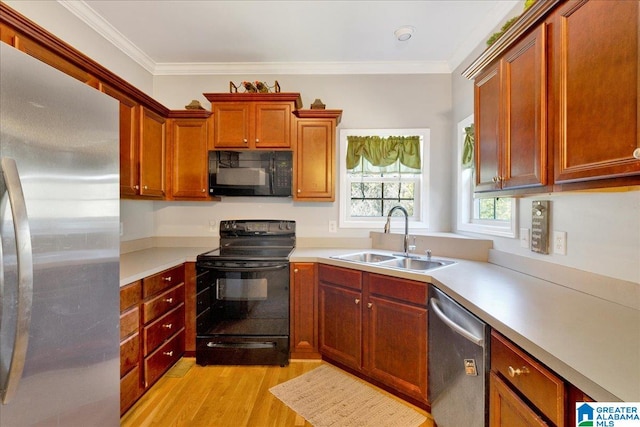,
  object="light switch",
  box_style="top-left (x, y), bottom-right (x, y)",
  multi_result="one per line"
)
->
top-left (520, 228), bottom-right (530, 249)
top-left (553, 231), bottom-right (567, 255)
